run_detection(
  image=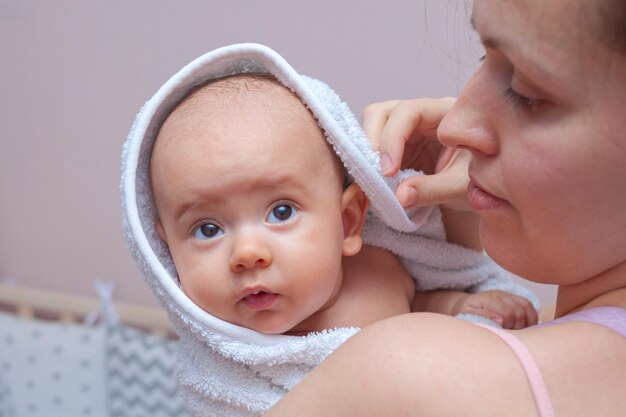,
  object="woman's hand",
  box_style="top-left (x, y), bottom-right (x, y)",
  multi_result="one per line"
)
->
top-left (362, 98), bottom-right (471, 211)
